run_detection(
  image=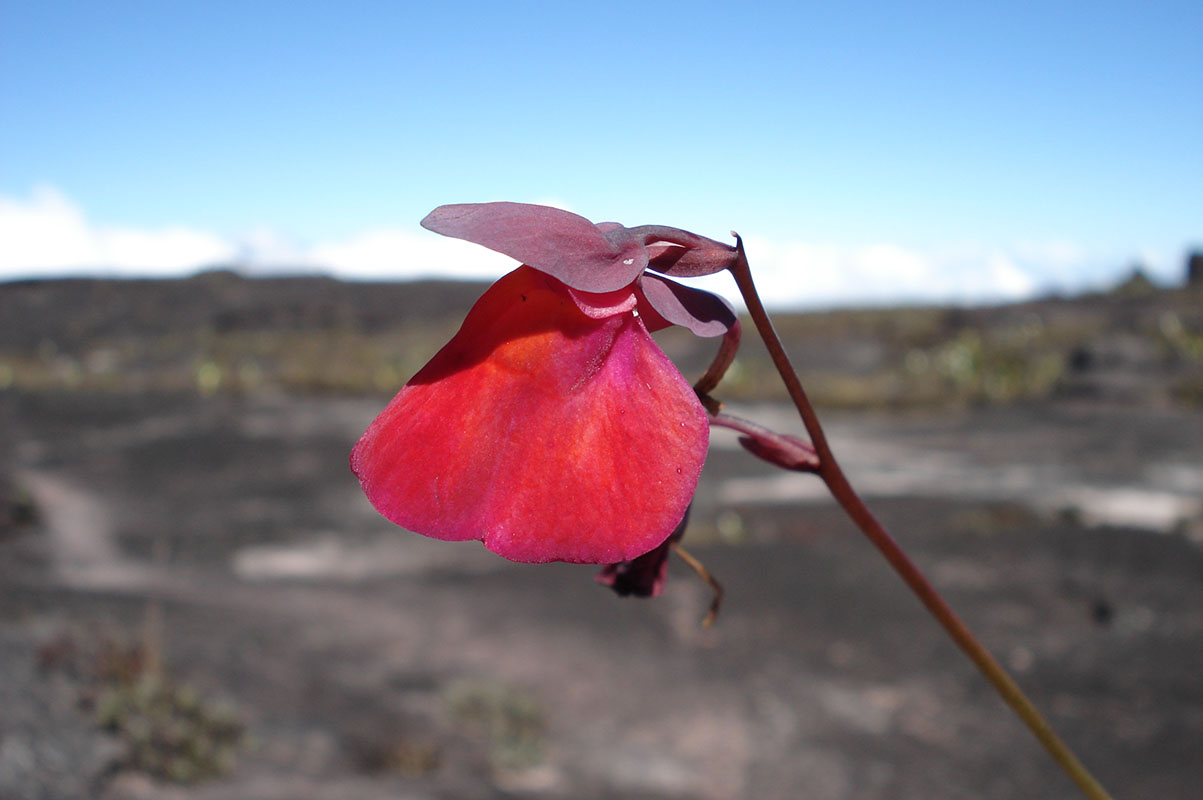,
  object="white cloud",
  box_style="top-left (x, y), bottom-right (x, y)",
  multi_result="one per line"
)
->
top-left (1, 185), bottom-right (1112, 308)
top-left (1013, 239), bottom-right (1087, 270)
top-left (235, 227), bottom-right (311, 267)
top-left (731, 236), bottom-right (1044, 308)
top-left (308, 229), bottom-right (513, 280)
top-left (0, 186), bottom-right (237, 276)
